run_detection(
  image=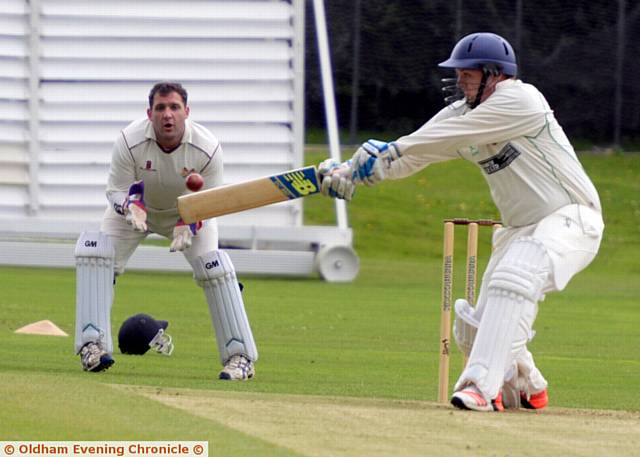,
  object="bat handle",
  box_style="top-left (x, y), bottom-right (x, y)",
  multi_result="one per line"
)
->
top-left (319, 162), bottom-right (351, 182)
